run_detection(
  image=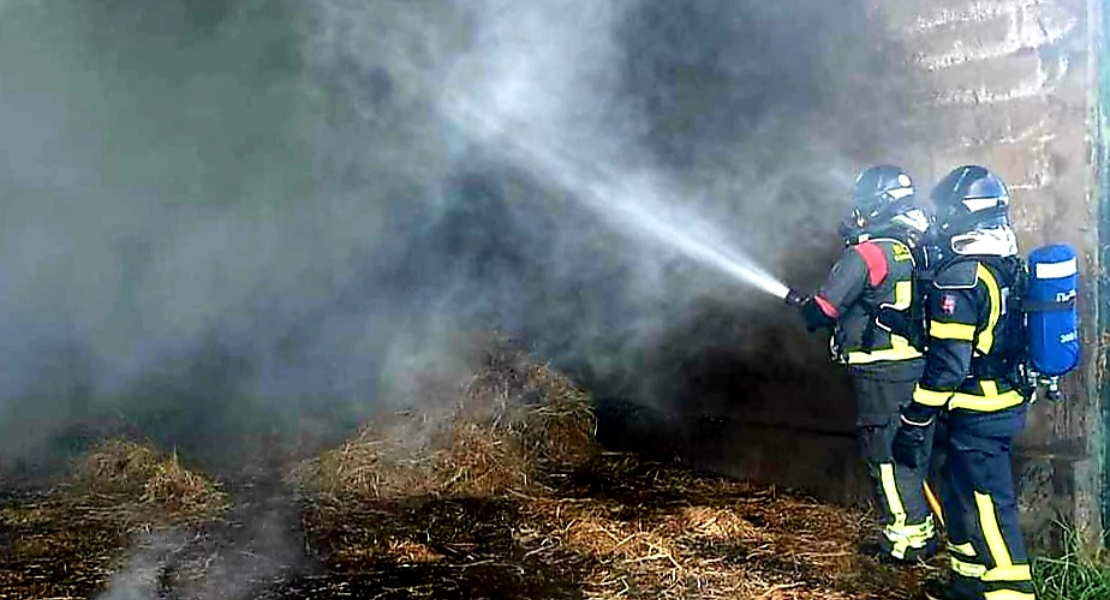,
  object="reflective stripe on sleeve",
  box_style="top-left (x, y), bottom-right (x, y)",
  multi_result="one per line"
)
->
top-left (913, 384), bottom-right (951, 407)
top-left (929, 321), bottom-right (977, 341)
